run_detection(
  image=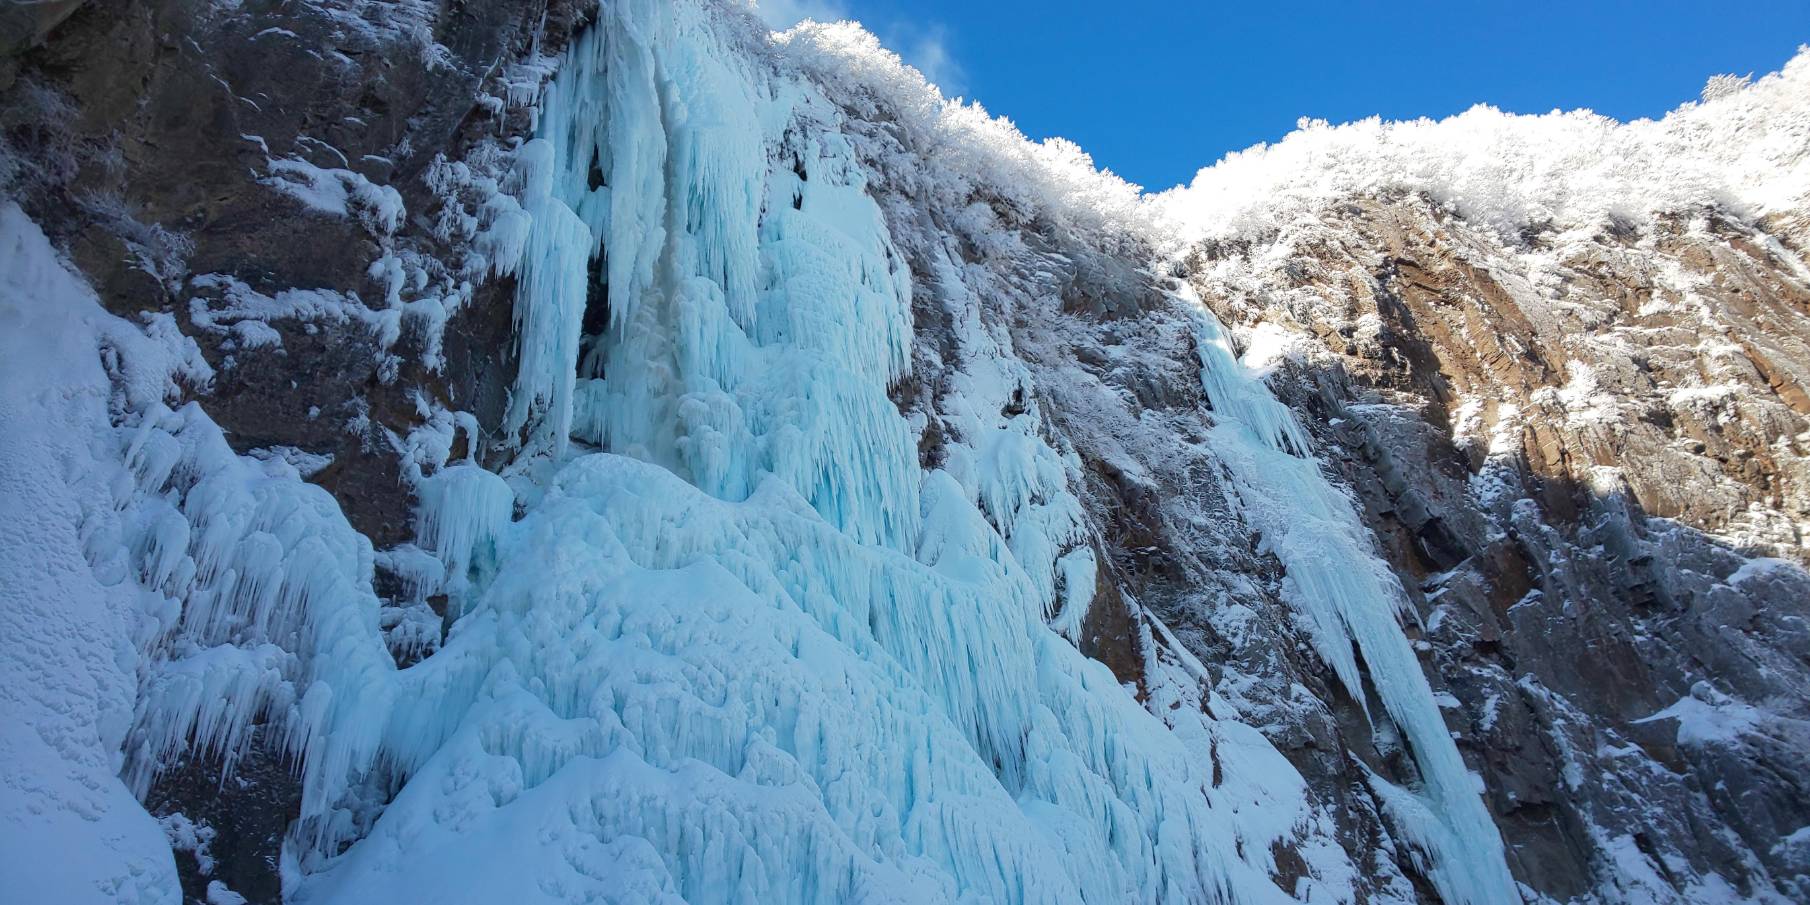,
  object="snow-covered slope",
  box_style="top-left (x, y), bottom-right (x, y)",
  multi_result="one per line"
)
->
top-left (3, 2), bottom-right (1808, 904)
top-left (0, 201), bottom-right (189, 905)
